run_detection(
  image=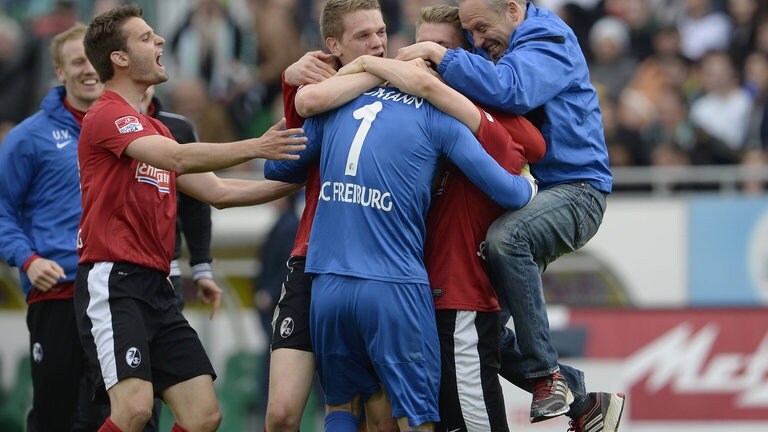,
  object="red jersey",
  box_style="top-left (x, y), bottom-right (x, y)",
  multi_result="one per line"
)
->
top-left (425, 107), bottom-right (545, 311)
top-left (78, 90), bottom-right (177, 274)
top-left (282, 75), bottom-right (319, 258)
